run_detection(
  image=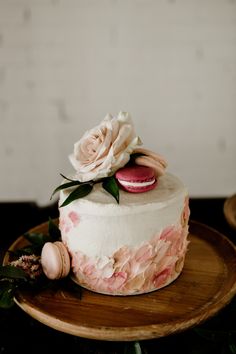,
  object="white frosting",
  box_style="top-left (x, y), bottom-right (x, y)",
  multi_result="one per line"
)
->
top-left (118, 178), bottom-right (155, 187)
top-left (59, 173), bottom-right (188, 259)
